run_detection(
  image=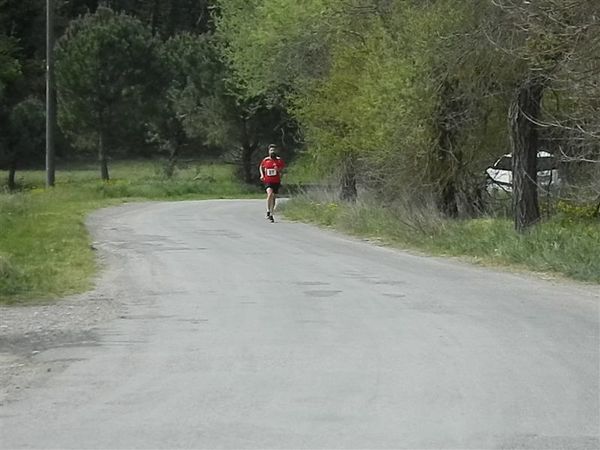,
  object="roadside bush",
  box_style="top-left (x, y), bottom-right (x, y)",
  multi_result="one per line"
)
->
top-left (283, 194), bottom-right (600, 283)
top-left (0, 253), bottom-right (25, 297)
